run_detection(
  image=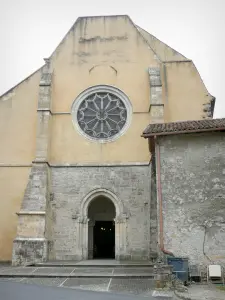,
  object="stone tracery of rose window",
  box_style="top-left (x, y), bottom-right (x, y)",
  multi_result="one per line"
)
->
top-left (77, 92), bottom-right (127, 140)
